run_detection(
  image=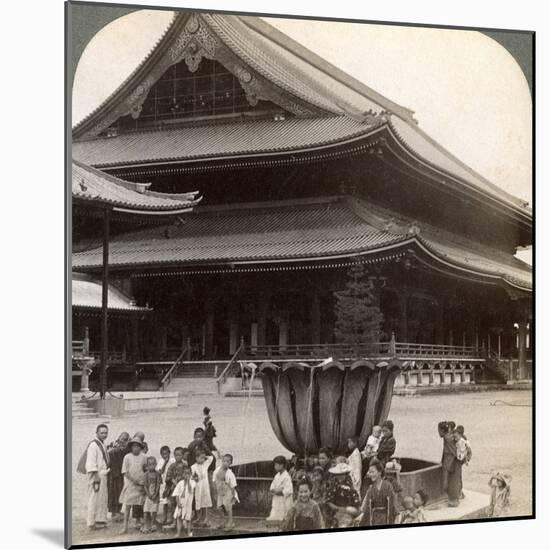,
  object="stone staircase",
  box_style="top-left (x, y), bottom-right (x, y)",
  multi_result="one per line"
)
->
top-left (175, 361), bottom-right (225, 378)
top-left (72, 397), bottom-right (100, 419)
